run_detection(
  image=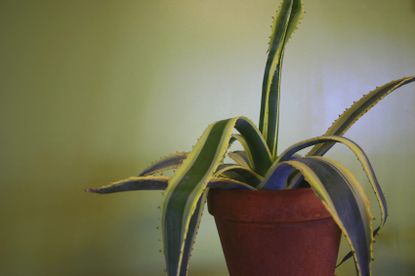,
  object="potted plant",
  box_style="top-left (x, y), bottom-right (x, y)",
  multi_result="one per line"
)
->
top-left (87, 0), bottom-right (415, 275)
